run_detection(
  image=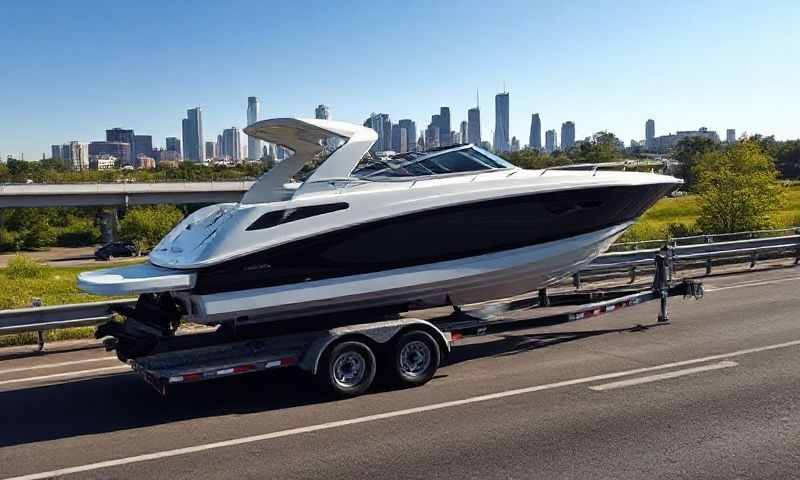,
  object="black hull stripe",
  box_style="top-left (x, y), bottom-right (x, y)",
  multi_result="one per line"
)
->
top-left (194, 184), bottom-right (672, 295)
